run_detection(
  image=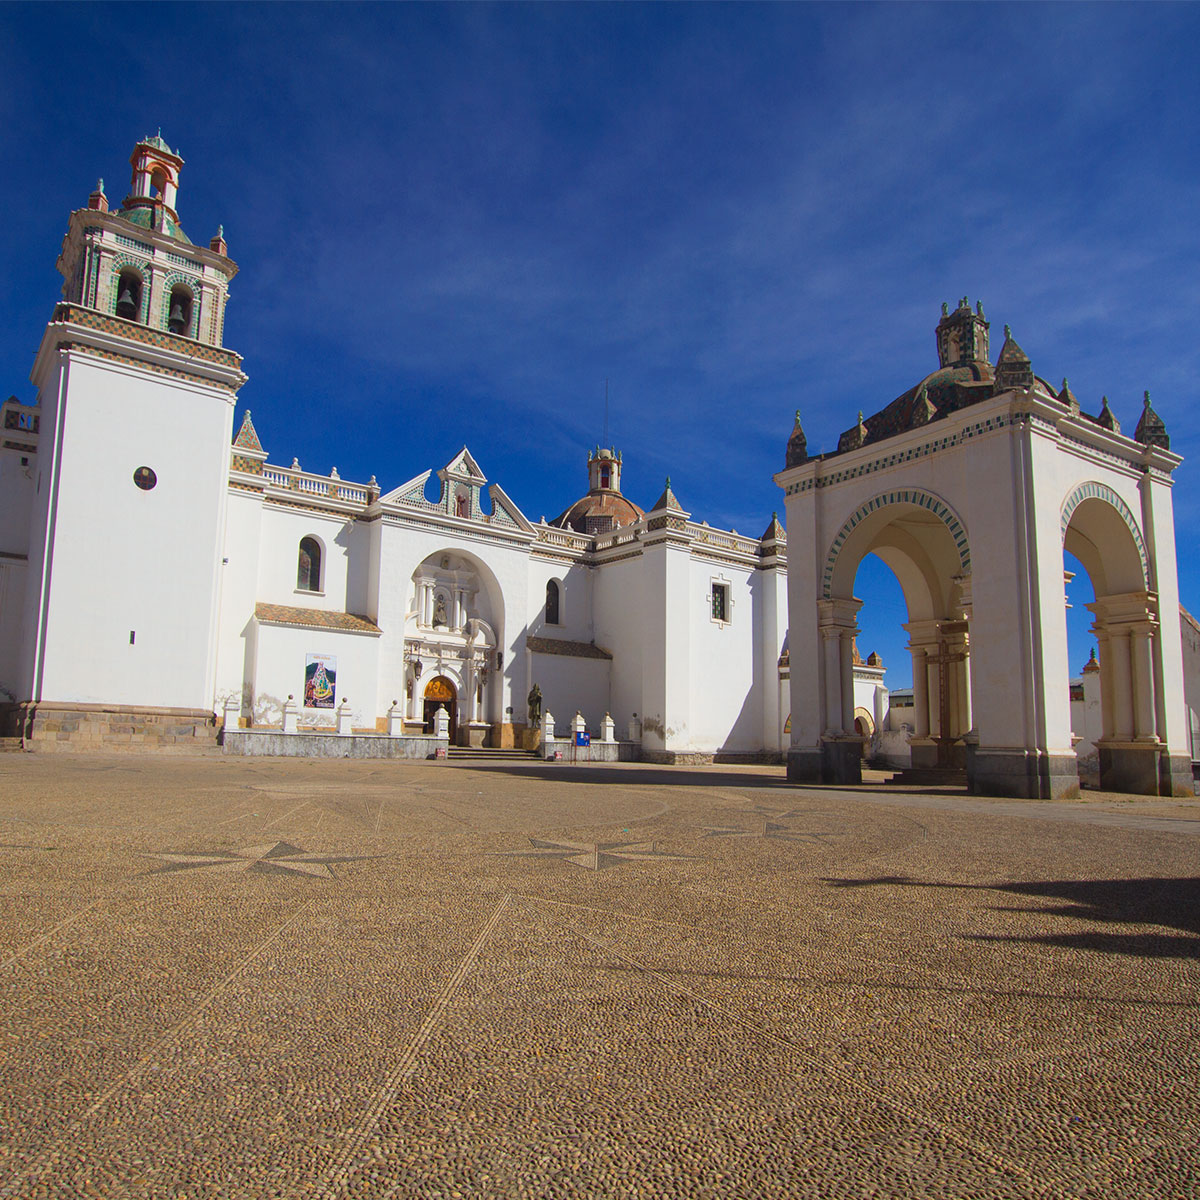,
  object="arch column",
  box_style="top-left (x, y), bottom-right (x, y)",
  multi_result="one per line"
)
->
top-left (817, 597), bottom-right (862, 784)
top-left (1090, 593), bottom-right (1164, 794)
